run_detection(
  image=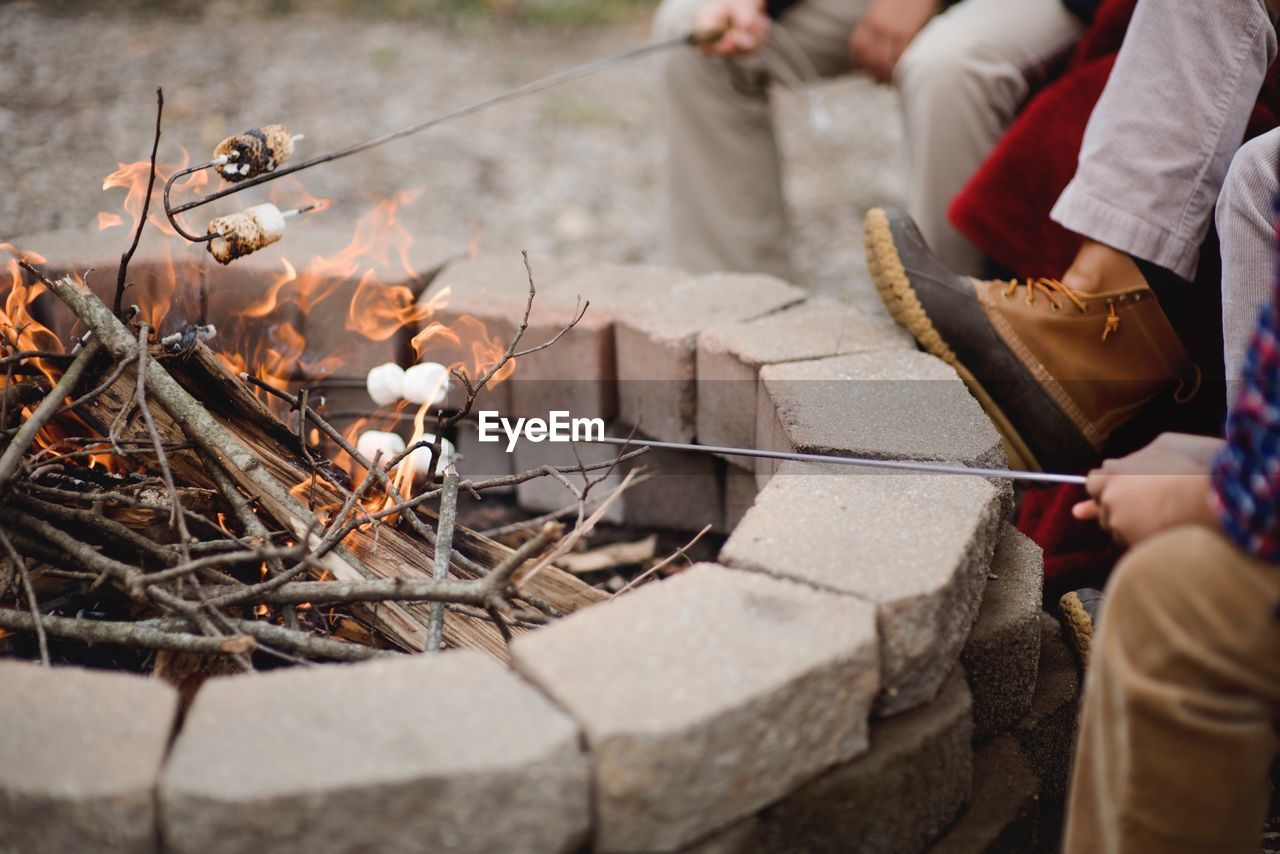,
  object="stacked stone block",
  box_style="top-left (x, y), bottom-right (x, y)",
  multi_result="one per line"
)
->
top-left (0, 237), bottom-right (1088, 852)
